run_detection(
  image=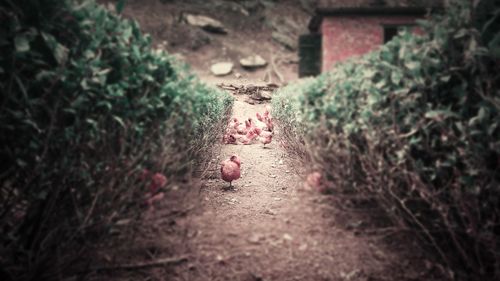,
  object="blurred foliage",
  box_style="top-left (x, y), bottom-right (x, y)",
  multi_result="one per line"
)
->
top-left (0, 0), bottom-right (233, 279)
top-left (273, 0), bottom-right (500, 279)
top-left (272, 79), bottom-right (310, 160)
